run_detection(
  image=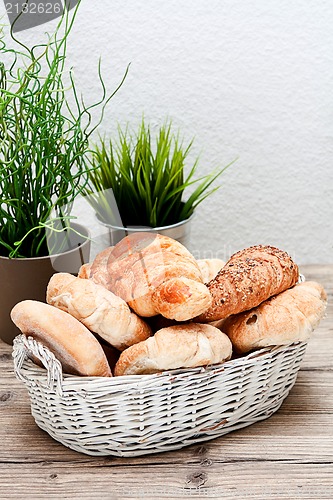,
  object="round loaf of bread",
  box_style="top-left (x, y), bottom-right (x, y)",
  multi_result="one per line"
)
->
top-left (222, 281), bottom-right (327, 354)
top-left (11, 300), bottom-right (112, 377)
top-left (114, 323), bottom-right (233, 376)
top-left (47, 273), bottom-right (152, 351)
